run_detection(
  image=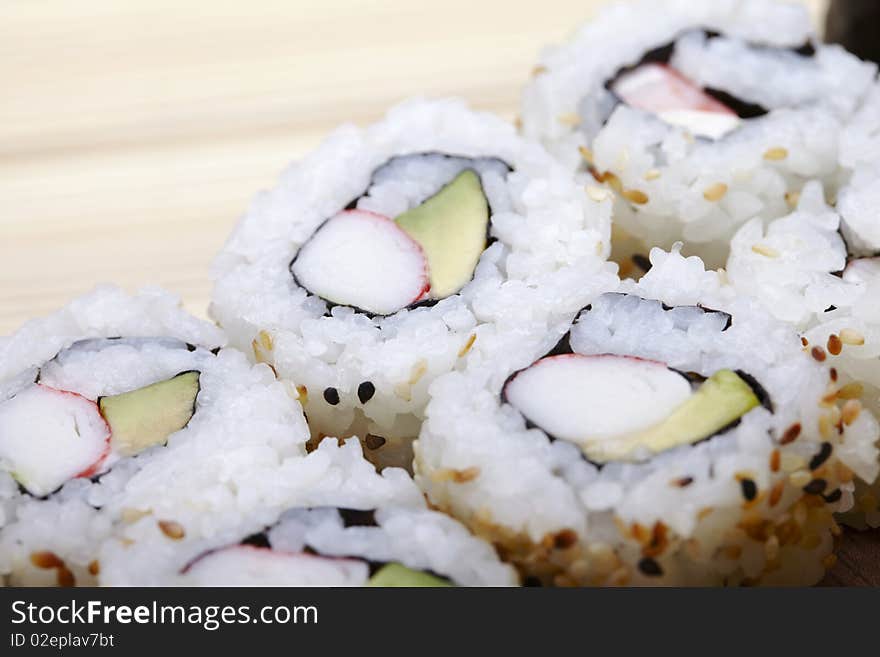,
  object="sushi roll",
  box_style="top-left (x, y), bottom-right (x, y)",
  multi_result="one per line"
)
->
top-left (521, 0), bottom-right (876, 269)
top-left (97, 440), bottom-right (517, 586)
top-left (725, 84), bottom-right (880, 528)
top-left (414, 247), bottom-right (880, 585)
top-left (211, 98), bottom-right (616, 470)
top-left (0, 286), bottom-right (313, 585)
